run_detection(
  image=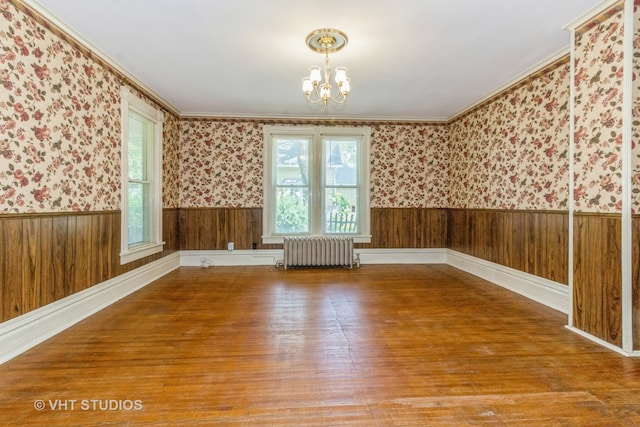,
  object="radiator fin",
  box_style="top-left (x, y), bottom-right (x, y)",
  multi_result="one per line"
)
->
top-left (283, 237), bottom-right (354, 269)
